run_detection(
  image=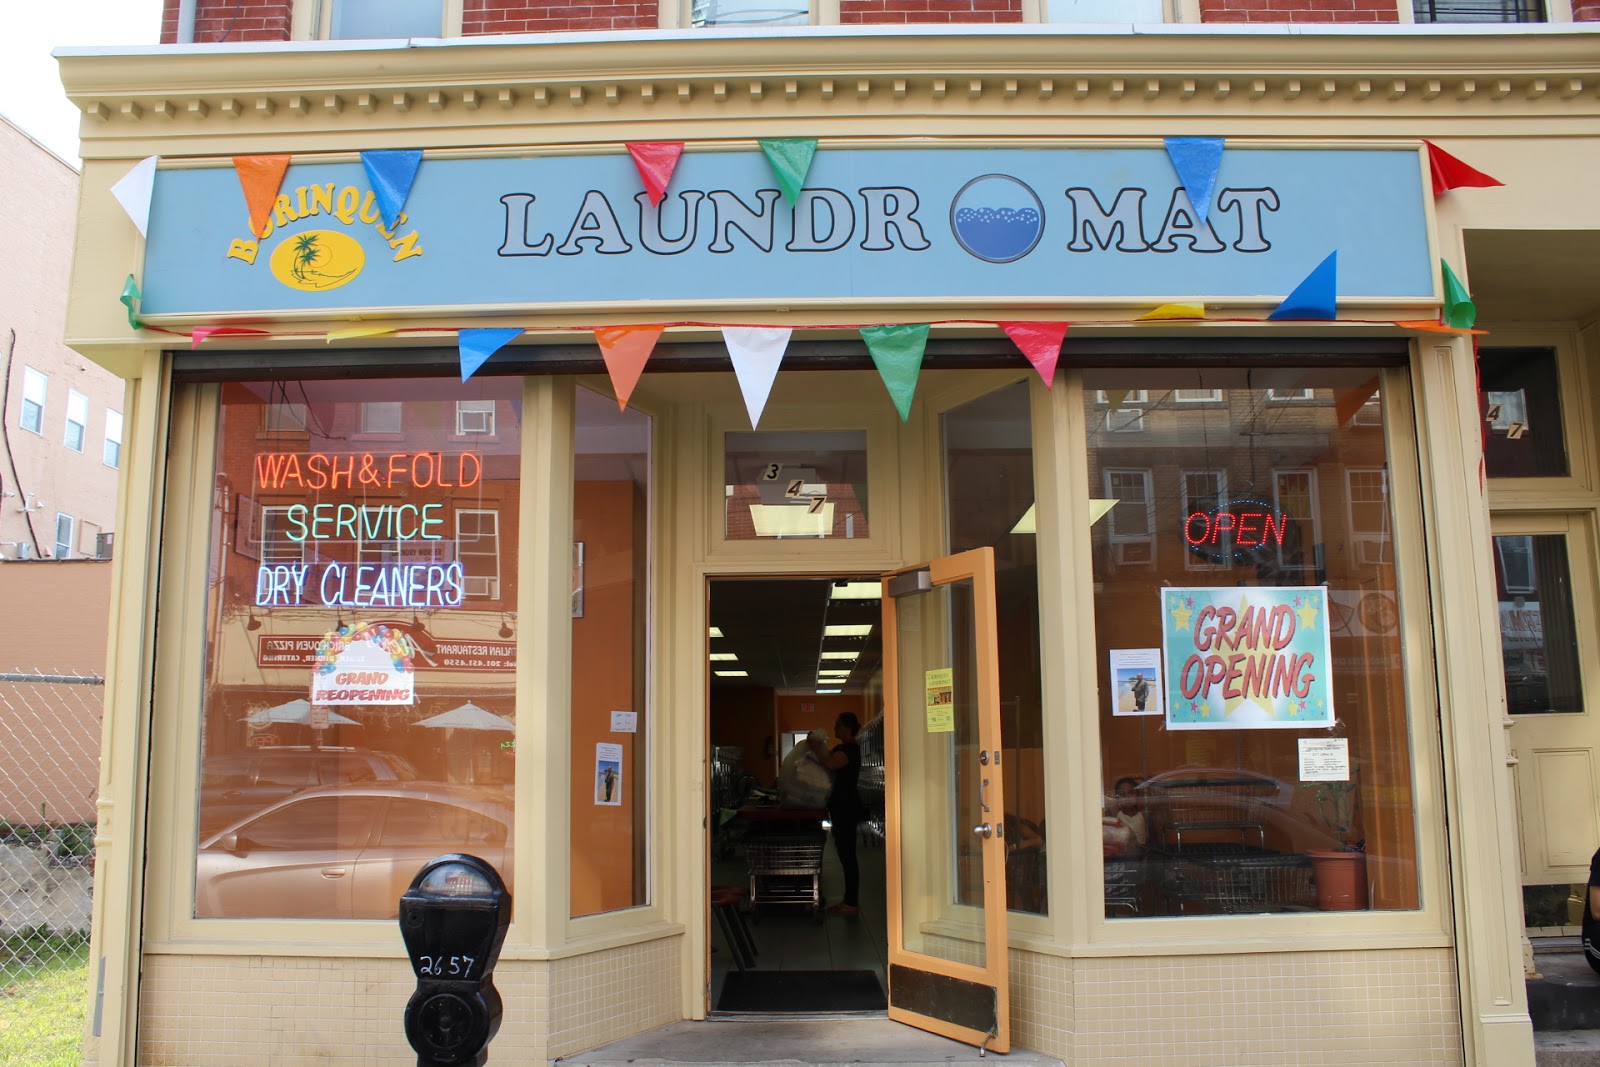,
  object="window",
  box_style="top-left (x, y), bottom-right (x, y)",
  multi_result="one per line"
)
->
top-left (64, 391), bottom-right (88, 452)
top-left (691, 0), bottom-right (809, 27)
top-left (54, 513), bottom-right (74, 560)
top-left (328, 0), bottom-right (445, 38)
top-left (456, 400), bottom-right (496, 436)
top-left (20, 367), bottom-right (45, 434)
top-left (1413, 0), bottom-right (1543, 21)
top-left (1086, 371), bottom-right (1420, 919)
top-left (1479, 348), bottom-right (1568, 479)
top-left (725, 430), bottom-right (869, 541)
top-left (196, 377), bottom-right (522, 921)
top-left (104, 410), bottom-right (123, 469)
top-left (1045, 0), bottom-right (1163, 19)
top-left (571, 386), bottom-right (652, 917)
top-left (1494, 534), bottom-right (1583, 715)
top-left (1268, 387), bottom-right (1315, 402)
top-left (359, 402), bottom-right (403, 434)
top-left (455, 509), bottom-right (501, 599)
top-left (1174, 389), bottom-right (1223, 404)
